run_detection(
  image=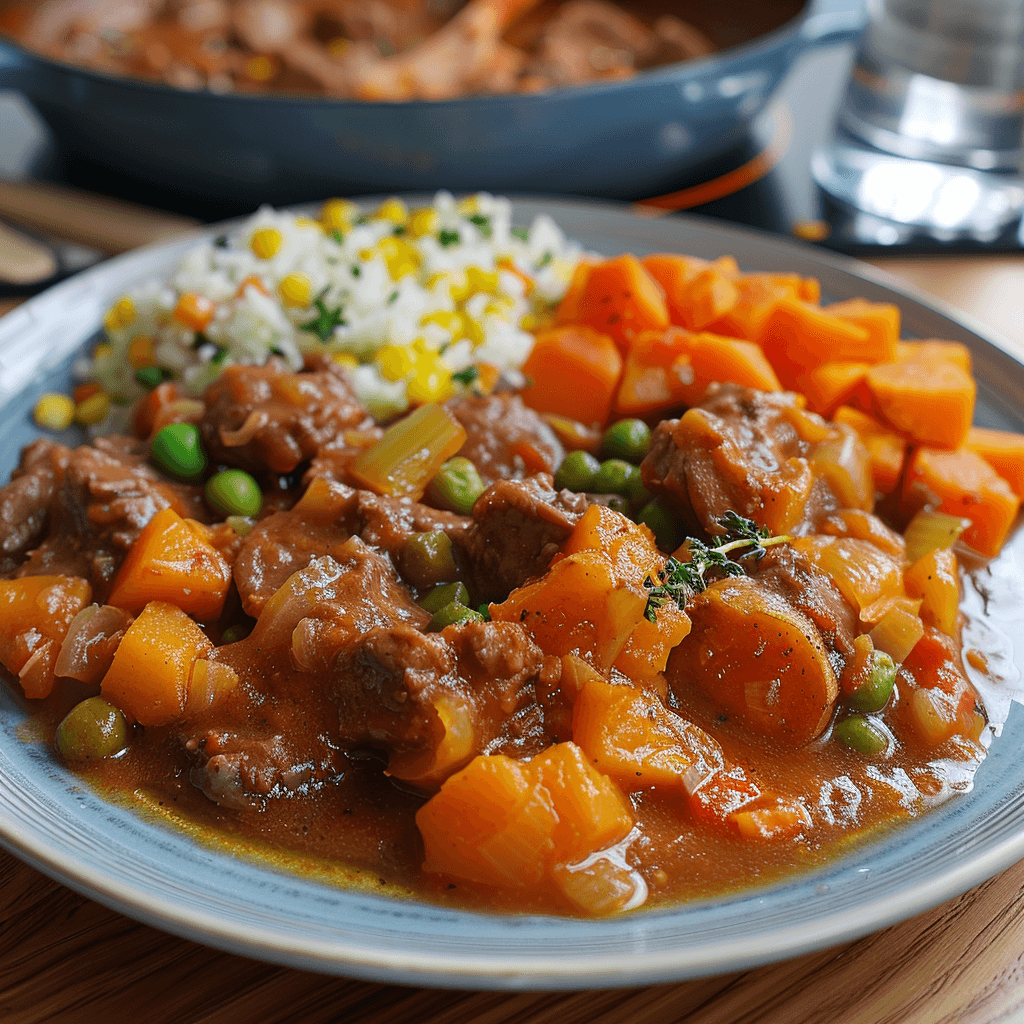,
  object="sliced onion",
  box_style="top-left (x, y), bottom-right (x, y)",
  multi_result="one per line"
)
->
top-left (904, 508), bottom-right (969, 563)
top-left (54, 604), bottom-right (133, 685)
